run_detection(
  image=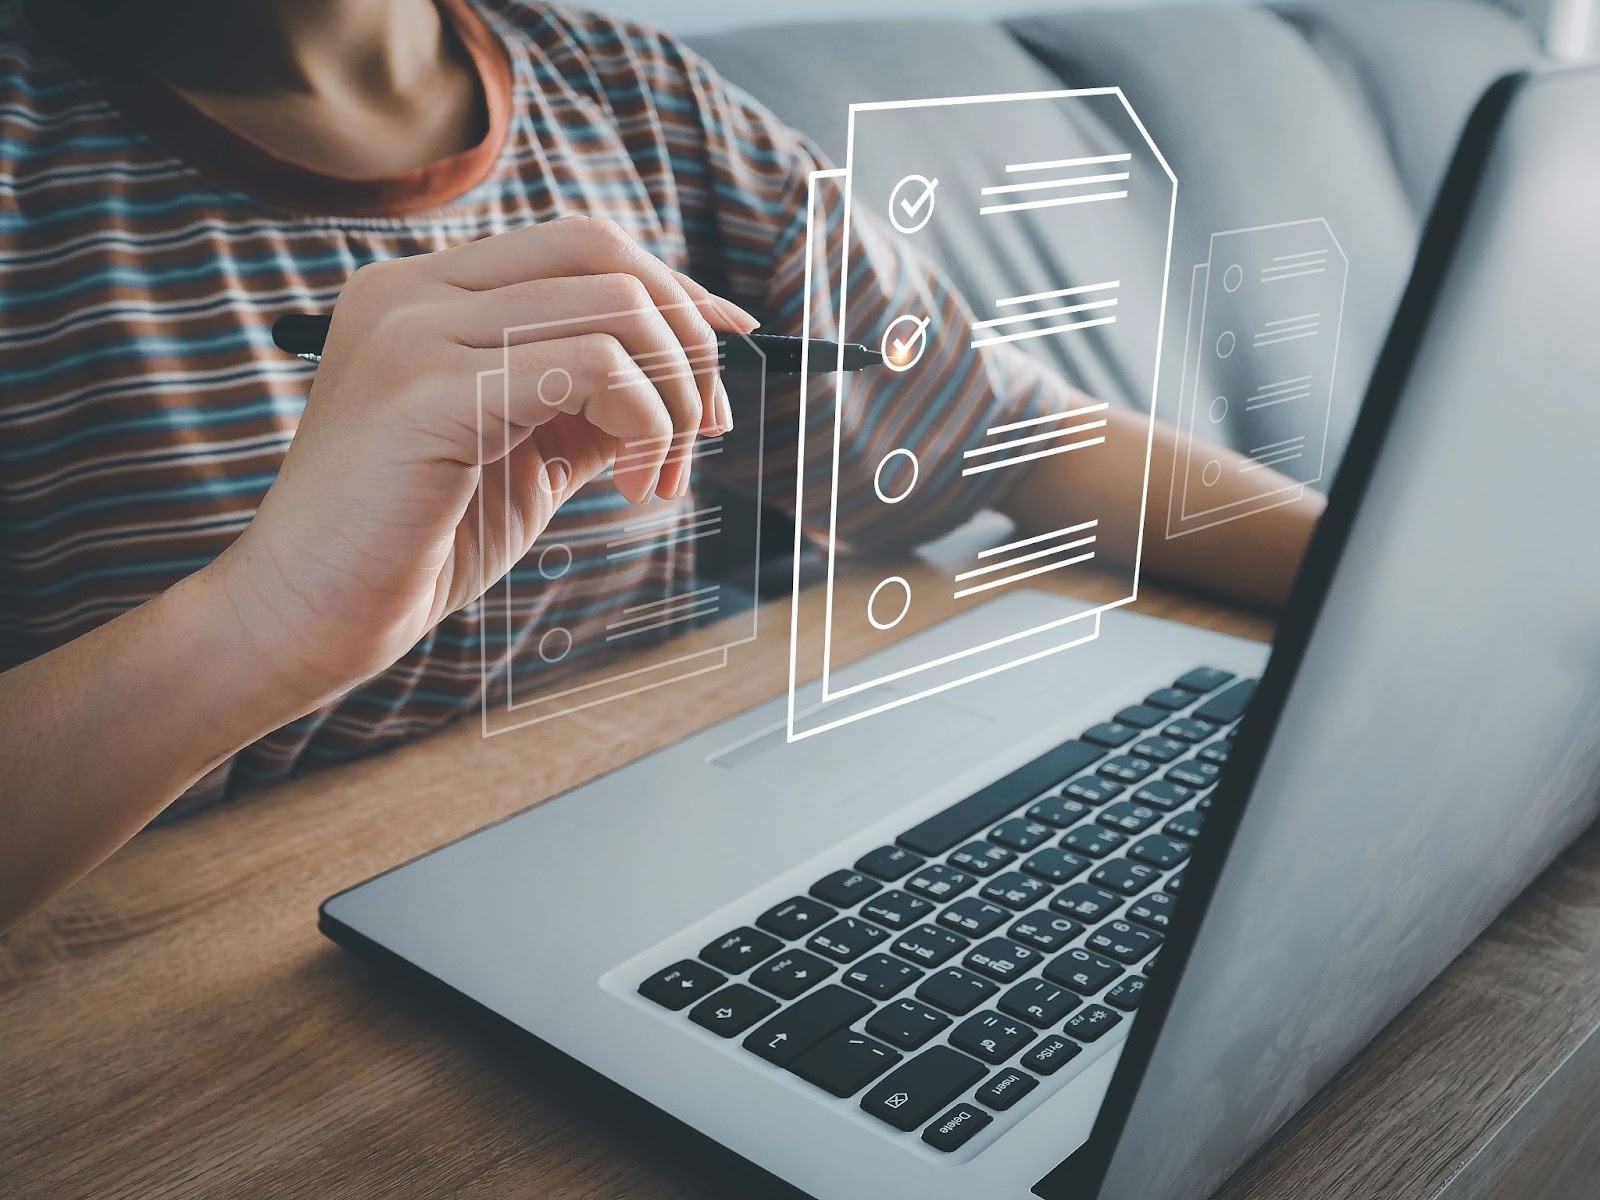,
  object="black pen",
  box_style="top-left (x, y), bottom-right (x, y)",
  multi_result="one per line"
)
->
top-left (270, 314), bottom-right (883, 373)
